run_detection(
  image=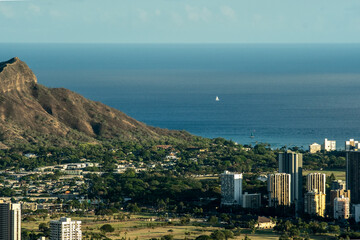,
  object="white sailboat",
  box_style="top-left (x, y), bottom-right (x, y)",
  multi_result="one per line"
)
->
top-left (250, 130), bottom-right (255, 138)
top-left (215, 96), bottom-right (220, 101)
